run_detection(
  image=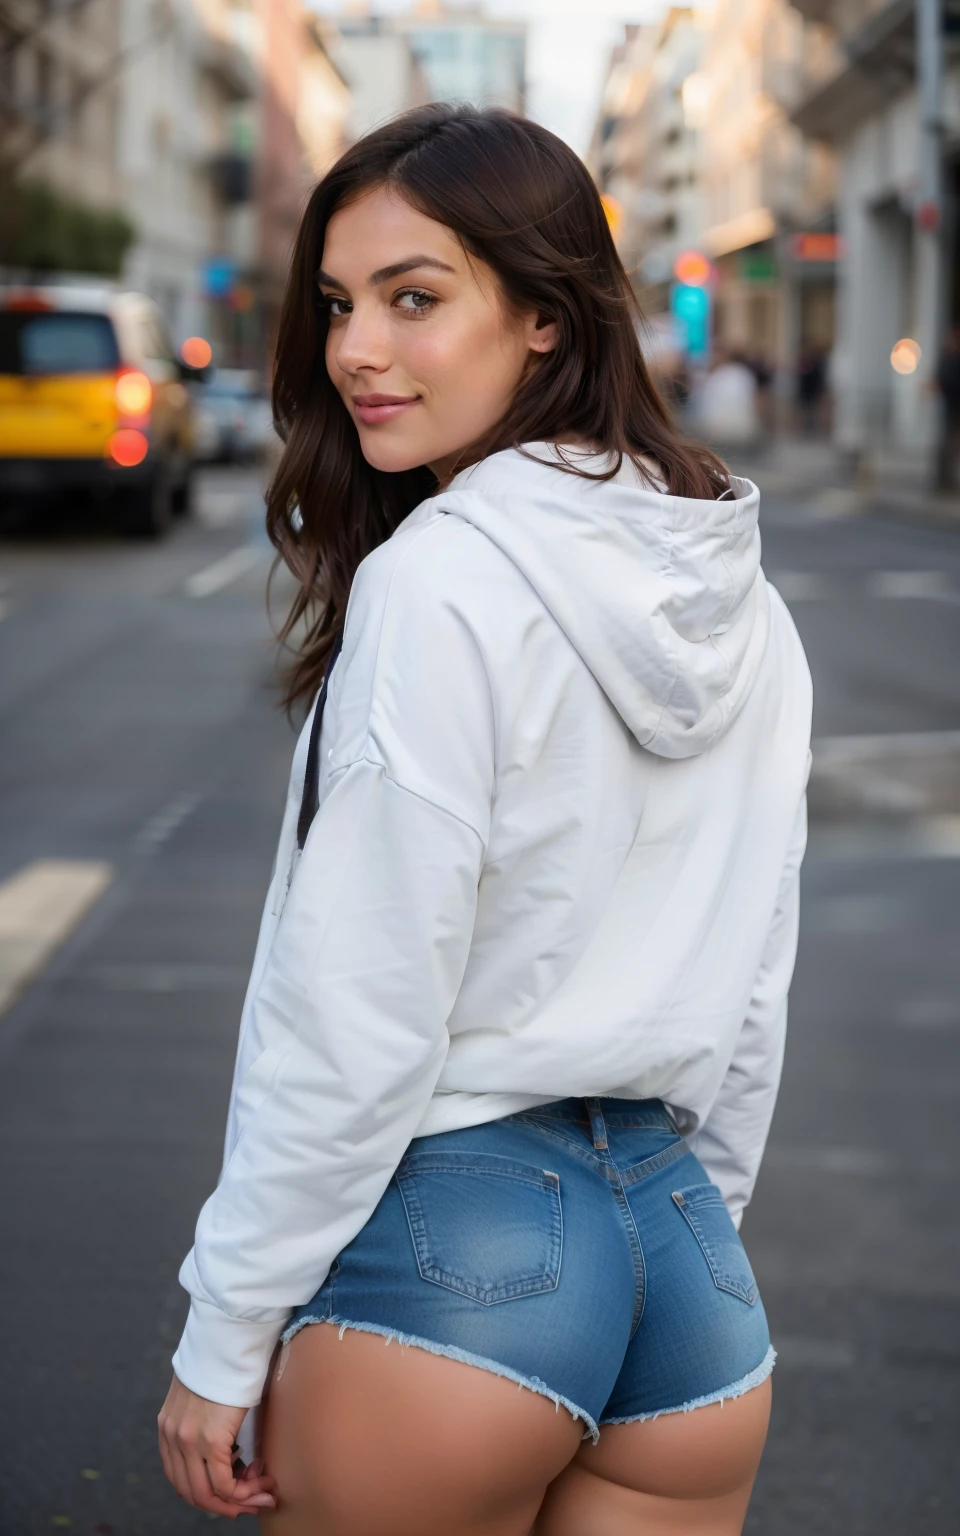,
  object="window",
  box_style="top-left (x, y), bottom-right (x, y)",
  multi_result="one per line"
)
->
top-left (0, 312), bottom-right (120, 375)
